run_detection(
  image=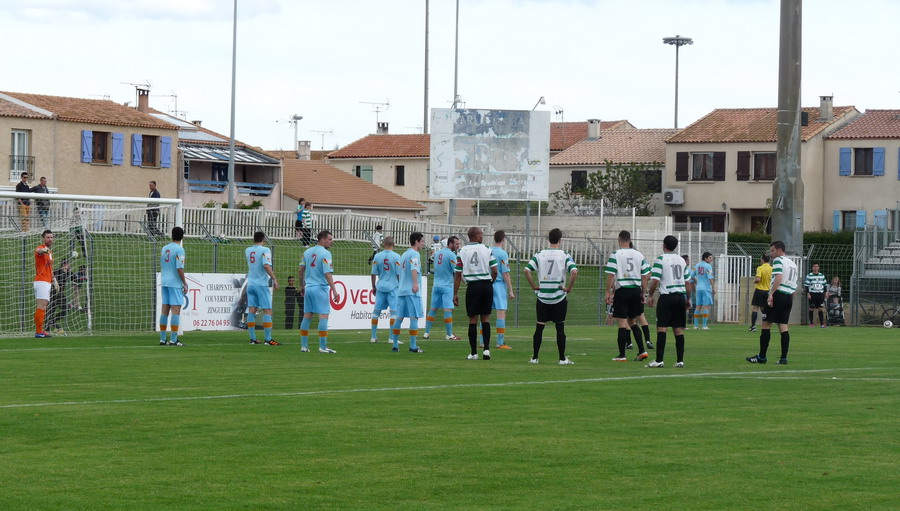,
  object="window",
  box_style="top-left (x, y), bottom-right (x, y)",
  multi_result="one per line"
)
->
top-left (642, 169), bottom-right (662, 193)
top-left (354, 165), bottom-right (373, 183)
top-left (212, 163), bottom-right (228, 182)
top-left (751, 216), bottom-right (772, 234)
top-left (142, 135), bottom-right (159, 167)
top-left (9, 129), bottom-right (32, 181)
top-left (841, 211), bottom-right (857, 231)
top-left (753, 152), bottom-right (776, 180)
top-left (395, 165), bottom-right (405, 186)
top-left (92, 131), bottom-right (110, 164)
top-left (691, 153), bottom-right (713, 180)
top-left (854, 148), bottom-right (873, 176)
top-left (571, 170), bottom-right (587, 192)
top-left (183, 160), bottom-right (191, 180)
